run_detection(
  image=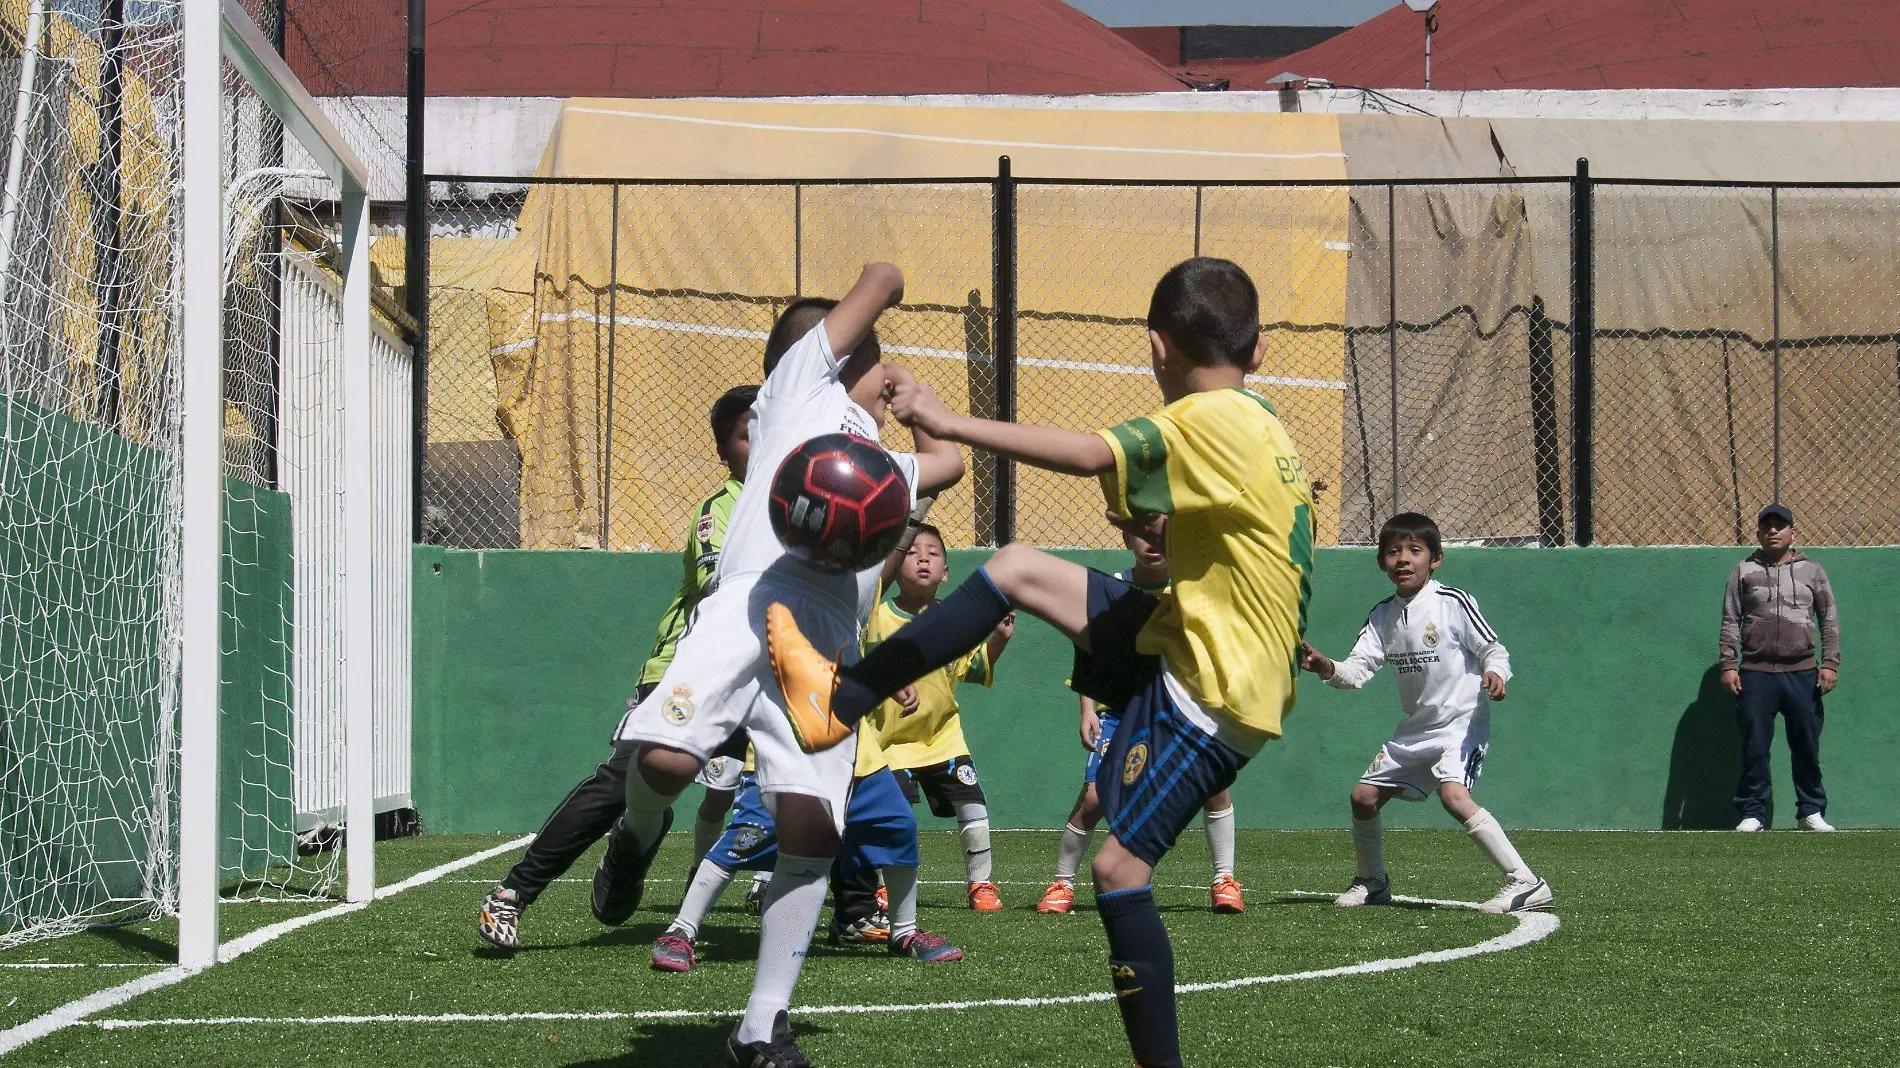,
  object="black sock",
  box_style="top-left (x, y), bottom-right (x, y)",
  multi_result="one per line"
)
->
top-left (1096, 886), bottom-right (1180, 1068)
top-left (834, 568), bottom-right (1011, 723)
